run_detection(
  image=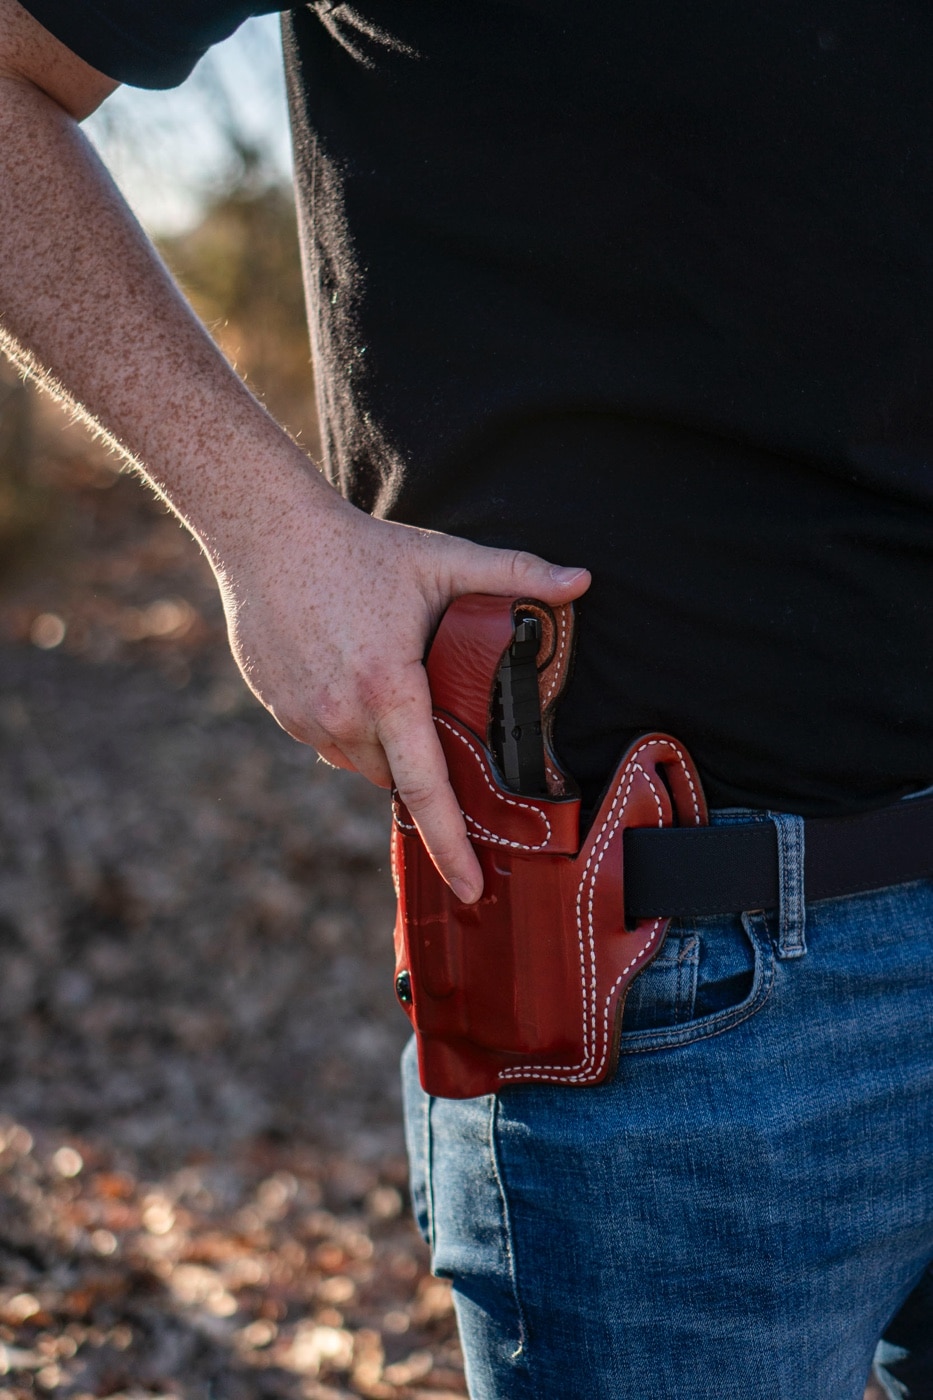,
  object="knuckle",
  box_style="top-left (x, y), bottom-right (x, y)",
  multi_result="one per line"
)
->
top-left (505, 548), bottom-right (540, 582)
top-left (425, 837), bottom-right (462, 872)
top-left (376, 697), bottom-right (419, 740)
top-left (395, 776), bottom-right (438, 813)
